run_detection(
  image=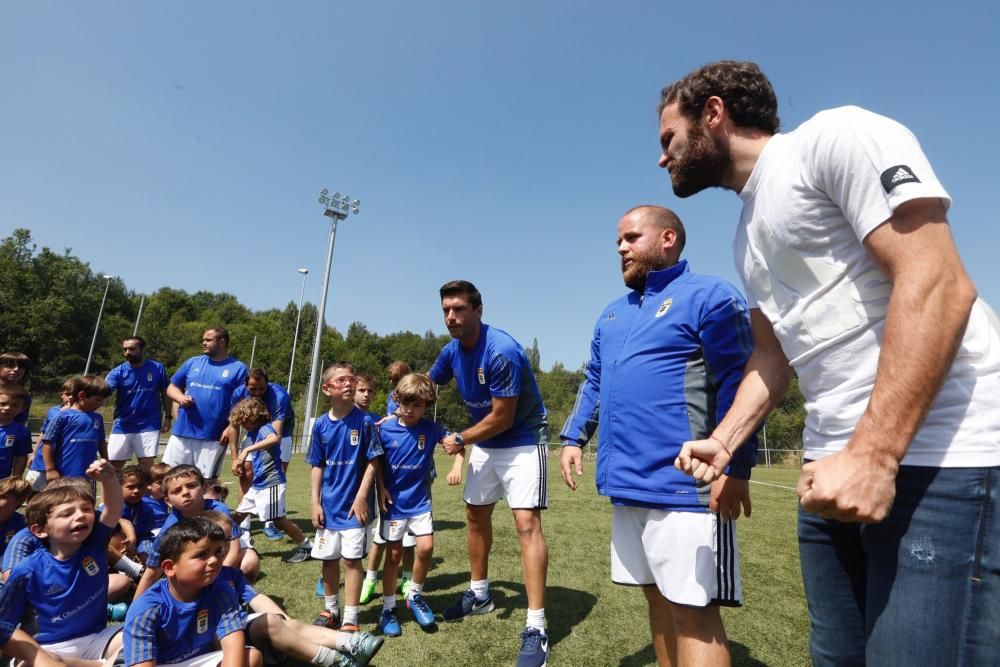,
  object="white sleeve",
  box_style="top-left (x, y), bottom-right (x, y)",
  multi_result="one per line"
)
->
top-left (807, 106), bottom-right (951, 241)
